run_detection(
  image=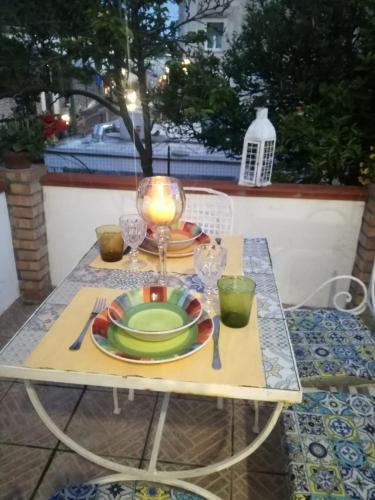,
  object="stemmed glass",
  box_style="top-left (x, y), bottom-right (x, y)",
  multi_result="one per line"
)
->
top-left (119, 214), bottom-right (147, 270)
top-left (194, 243), bottom-right (227, 308)
top-left (137, 176), bottom-right (185, 285)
